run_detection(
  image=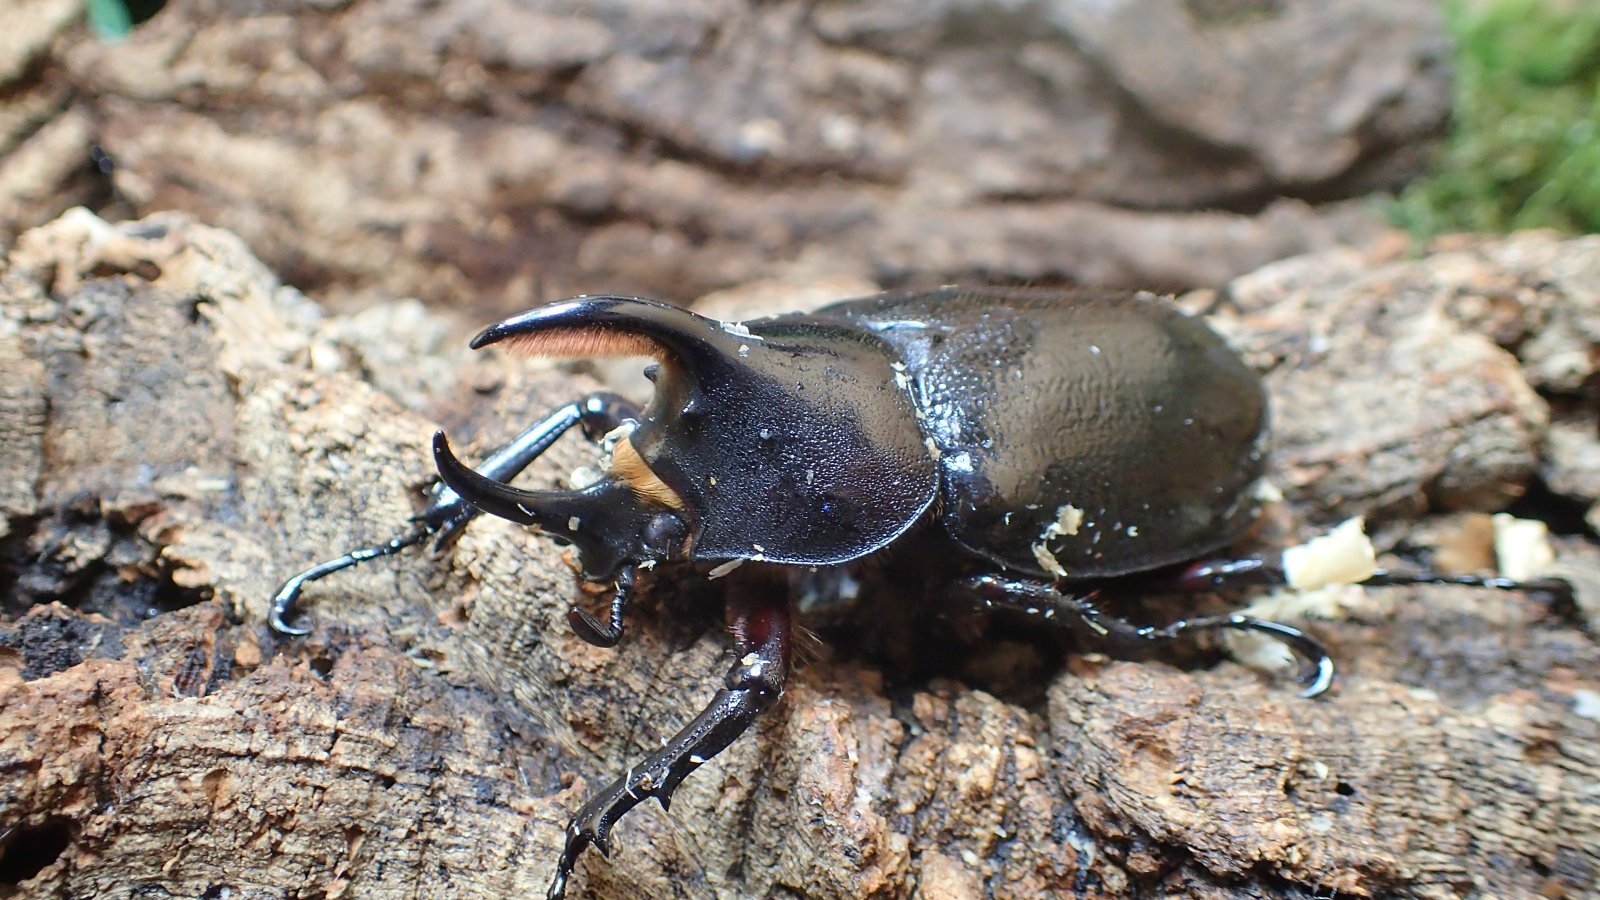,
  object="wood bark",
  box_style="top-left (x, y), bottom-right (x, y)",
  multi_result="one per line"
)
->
top-left (4, 0), bottom-right (1449, 315)
top-left (2, 211), bottom-right (1598, 898)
